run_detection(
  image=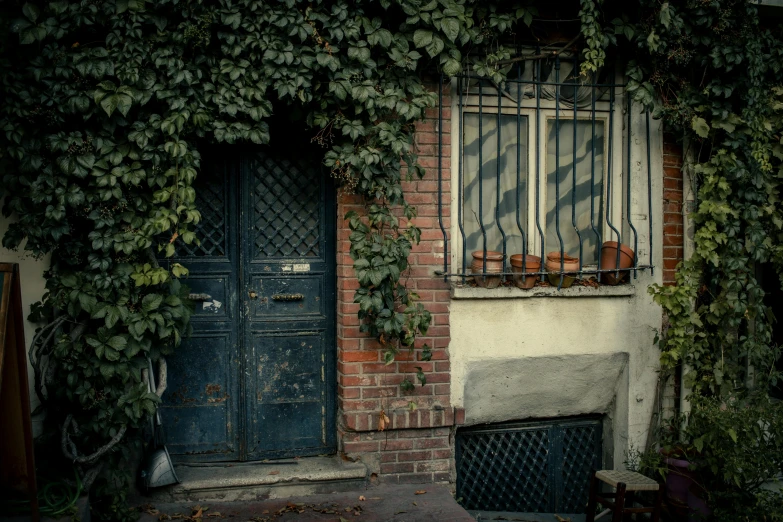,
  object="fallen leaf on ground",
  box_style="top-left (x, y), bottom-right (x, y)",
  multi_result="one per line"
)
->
top-left (554, 515), bottom-right (571, 522)
top-left (268, 470), bottom-right (279, 475)
top-left (358, 496), bottom-right (365, 501)
top-left (412, 502), bottom-right (417, 506)
top-left (414, 490), bottom-right (426, 495)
